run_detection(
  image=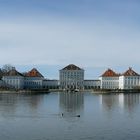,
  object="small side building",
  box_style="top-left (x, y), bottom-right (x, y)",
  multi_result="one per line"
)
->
top-left (84, 80), bottom-right (100, 89)
top-left (99, 69), bottom-right (119, 89)
top-left (43, 79), bottom-right (59, 89)
top-left (119, 68), bottom-right (140, 89)
top-left (24, 68), bottom-right (44, 89)
top-left (2, 69), bottom-right (24, 89)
